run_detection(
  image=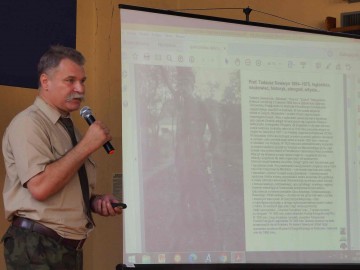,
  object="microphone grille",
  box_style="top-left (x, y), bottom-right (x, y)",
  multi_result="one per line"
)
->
top-left (80, 106), bottom-right (92, 118)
